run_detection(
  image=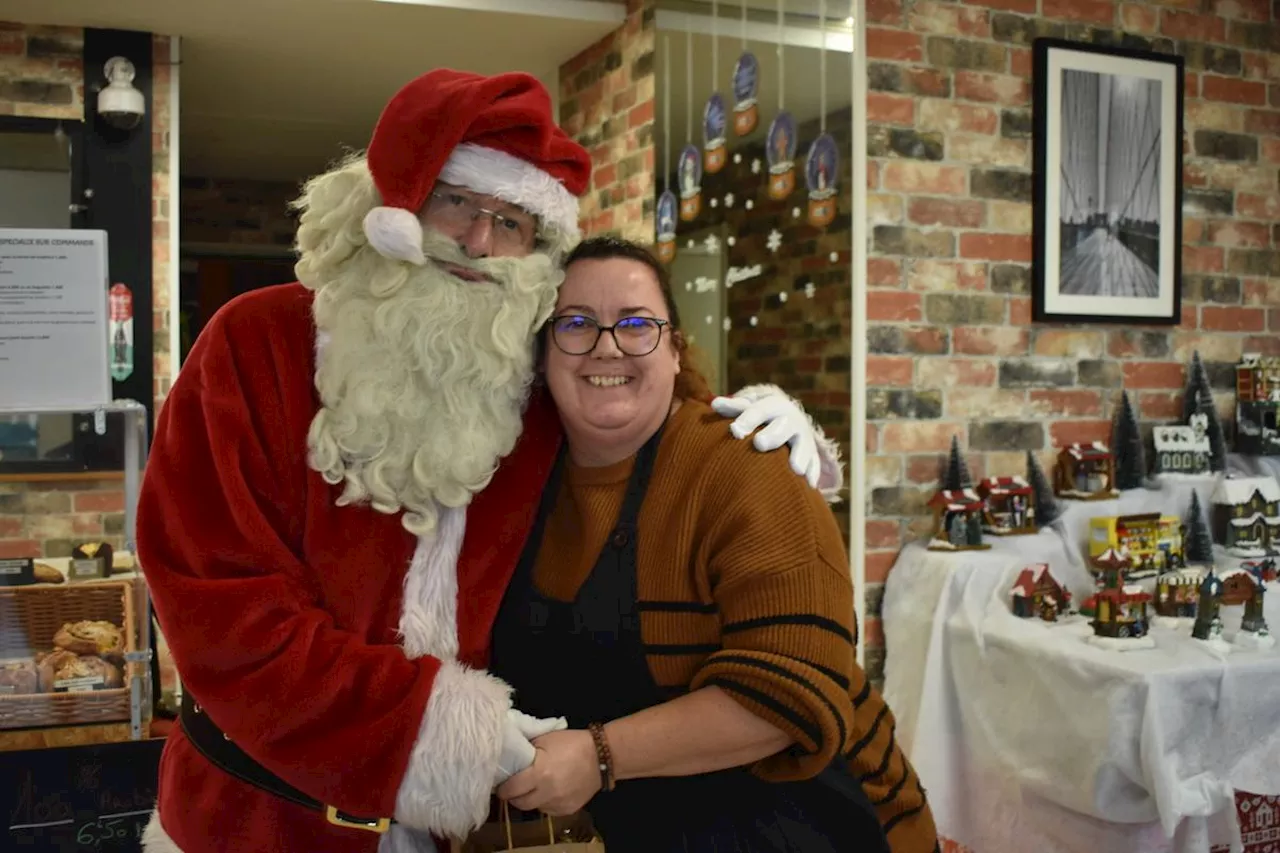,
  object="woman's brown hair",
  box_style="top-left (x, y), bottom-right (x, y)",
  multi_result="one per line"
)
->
top-left (555, 236), bottom-right (715, 402)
